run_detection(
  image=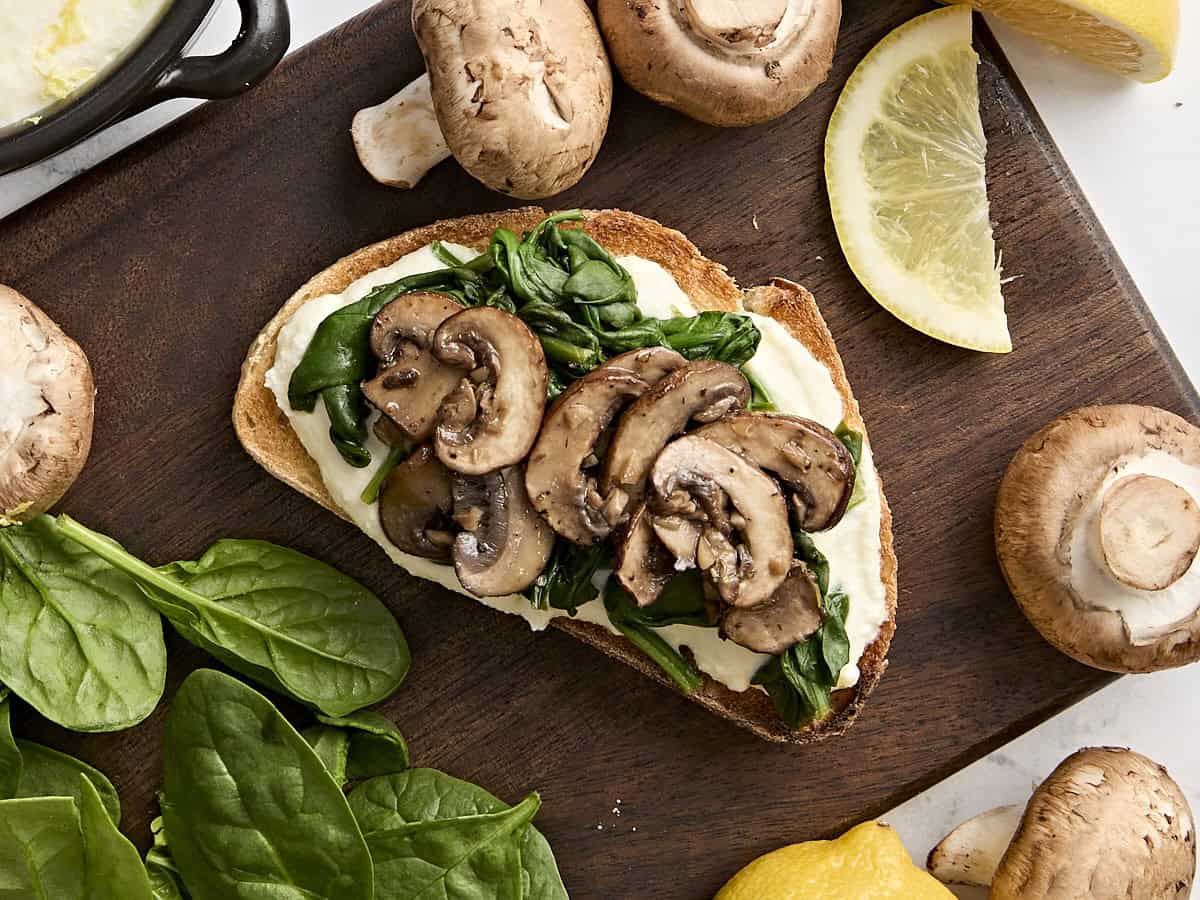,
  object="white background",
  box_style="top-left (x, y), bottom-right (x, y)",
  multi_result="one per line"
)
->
top-left (1, 2), bottom-right (1197, 892)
